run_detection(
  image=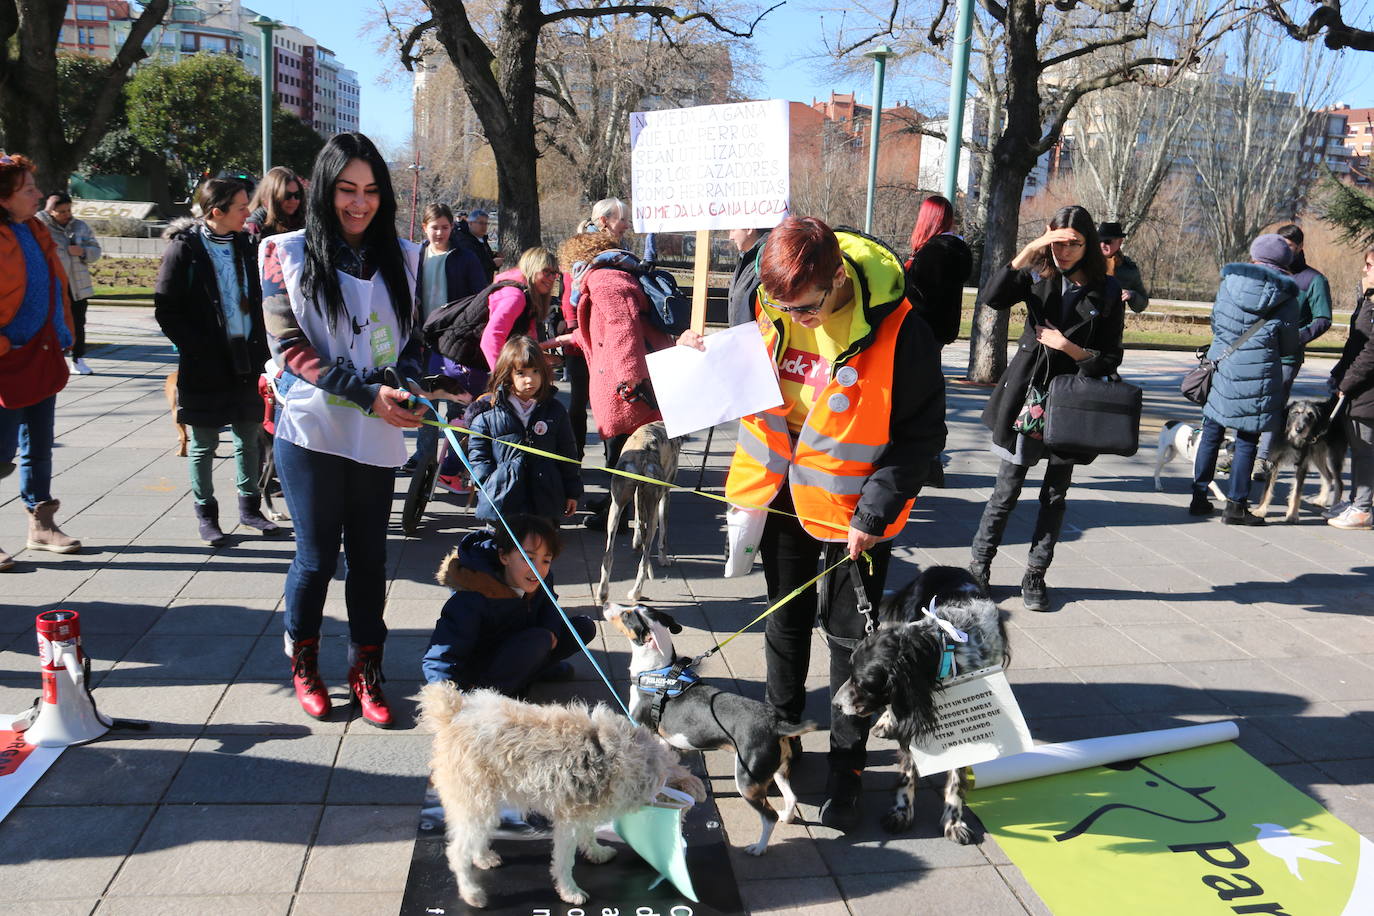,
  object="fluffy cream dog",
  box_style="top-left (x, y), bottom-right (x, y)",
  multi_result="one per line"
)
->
top-left (419, 682), bottom-right (704, 908)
